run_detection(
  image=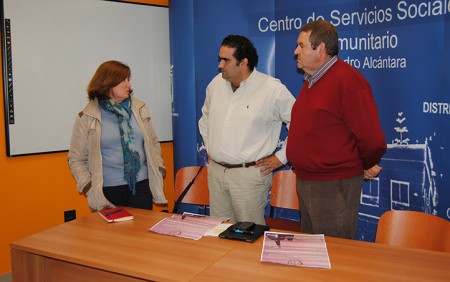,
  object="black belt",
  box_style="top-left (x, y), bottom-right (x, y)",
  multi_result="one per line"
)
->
top-left (214, 160), bottom-right (257, 169)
